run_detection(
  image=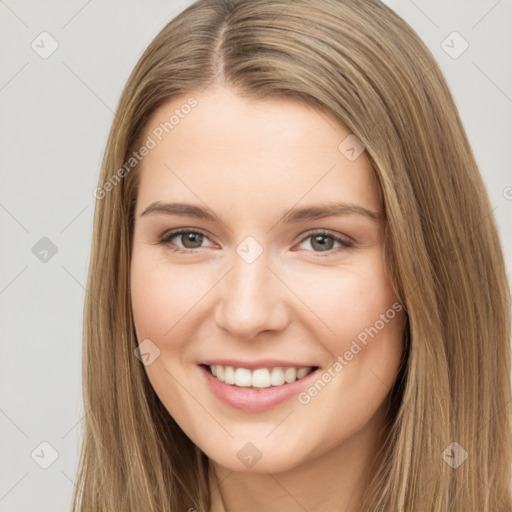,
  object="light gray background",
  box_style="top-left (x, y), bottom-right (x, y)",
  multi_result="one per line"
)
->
top-left (1, 1), bottom-right (511, 510)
